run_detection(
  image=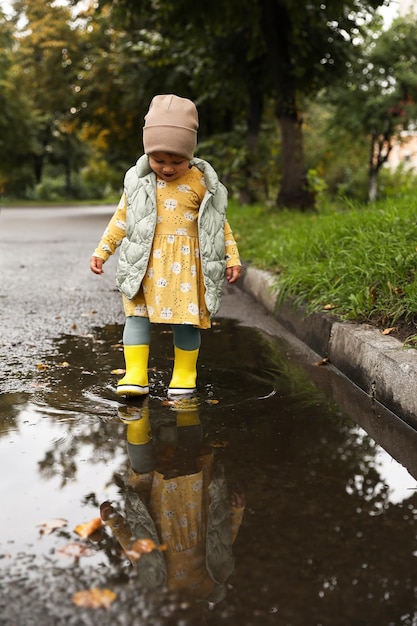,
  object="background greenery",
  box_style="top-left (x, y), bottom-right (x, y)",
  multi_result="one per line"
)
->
top-left (3, 0), bottom-right (417, 207)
